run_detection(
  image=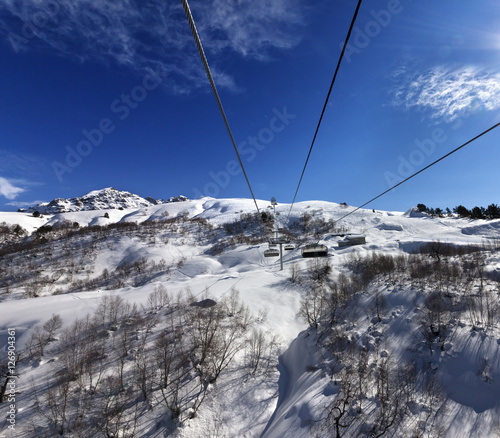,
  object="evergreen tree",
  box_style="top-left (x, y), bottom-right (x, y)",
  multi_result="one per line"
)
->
top-left (471, 206), bottom-right (485, 219)
top-left (486, 203), bottom-right (500, 219)
top-left (453, 205), bottom-right (471, 218)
